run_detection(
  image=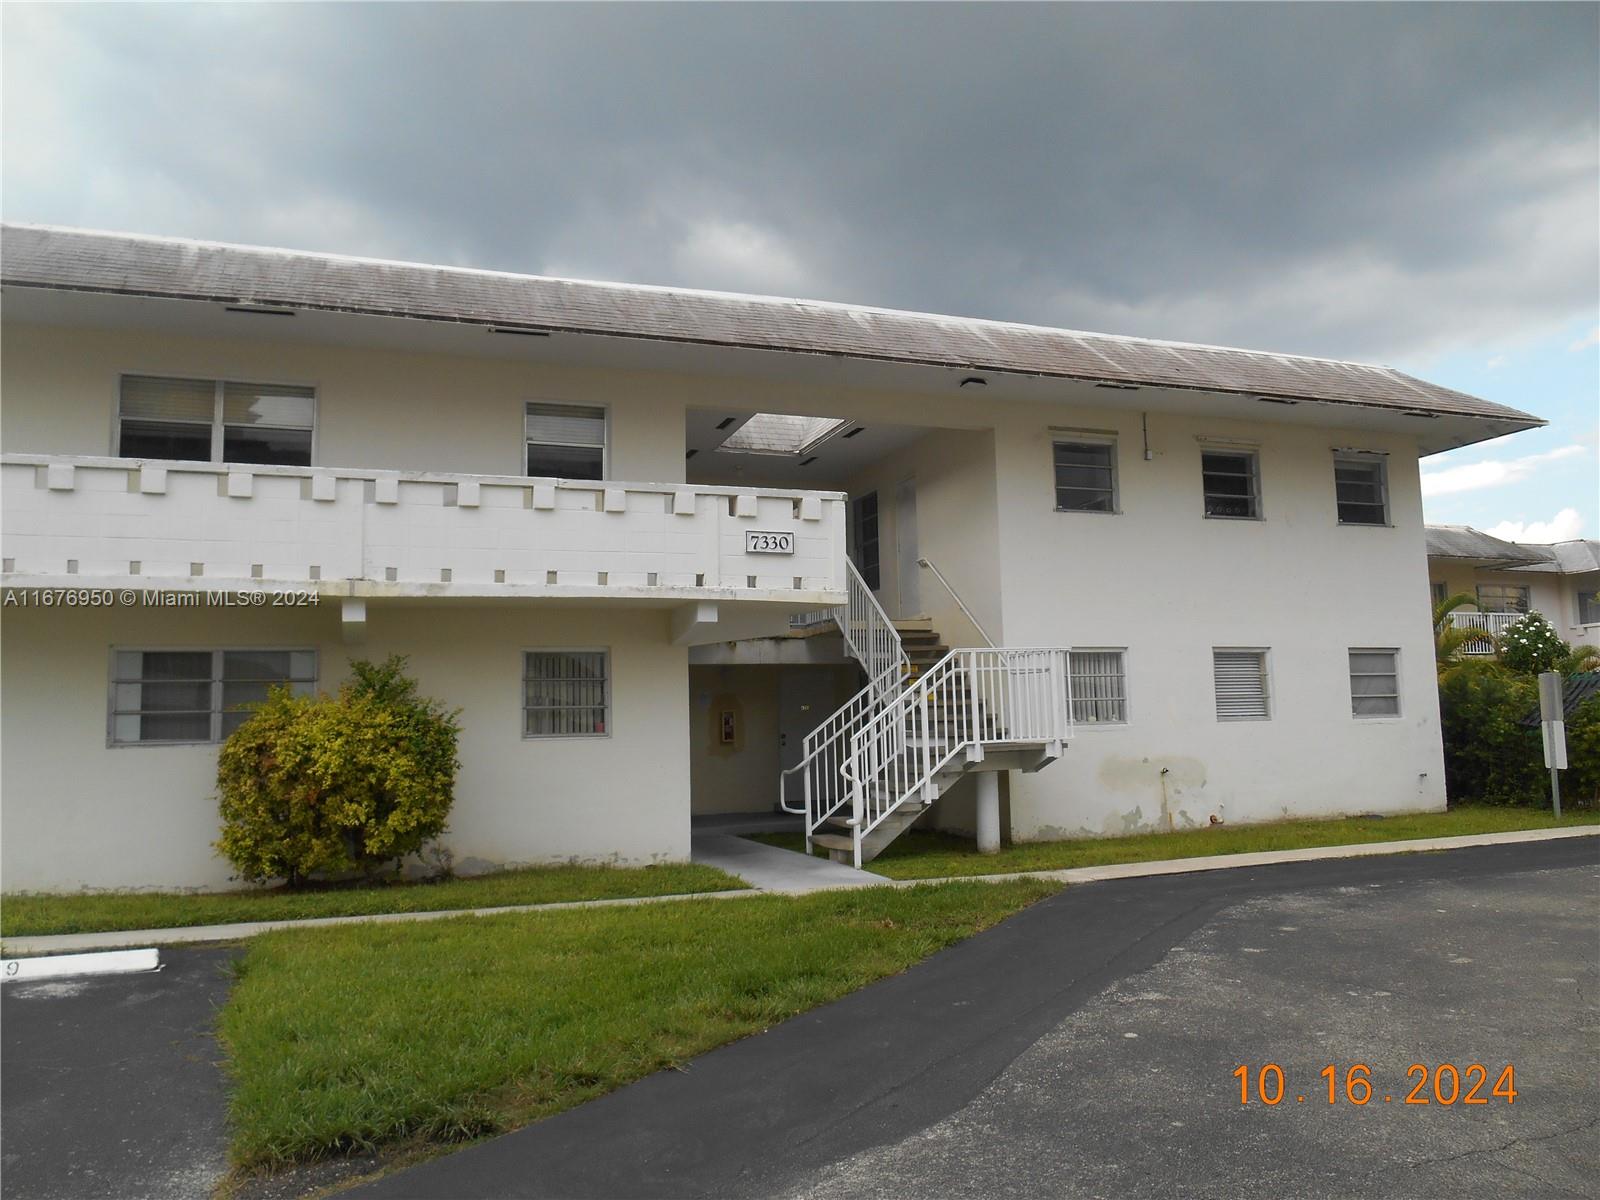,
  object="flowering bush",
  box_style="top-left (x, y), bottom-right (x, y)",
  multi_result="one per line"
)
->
top-left (216, 656), bottom-right (461, 885)
top-left (1497, 612), bottom-right (1567, 675)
